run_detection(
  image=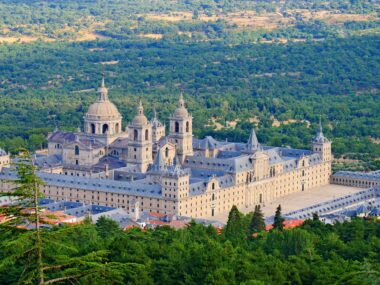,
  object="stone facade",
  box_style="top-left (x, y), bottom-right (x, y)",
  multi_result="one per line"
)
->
top-left (0, 79), bottom-right (333, 219)
top-left (0, 149), bottom-right (10, 171)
